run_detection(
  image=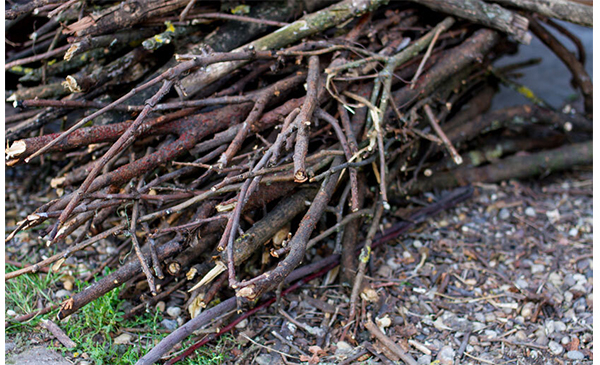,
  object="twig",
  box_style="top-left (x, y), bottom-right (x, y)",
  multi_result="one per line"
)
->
top-left (349, 201), bottom-right (384, 319)
top-left (364, 318), bottom-right (418, 365)
top-left (41, 319), bottom-right (76, 348)
top-left (185, 12), bottom-right (289, 27)
top-left (293, 56), bottom-right (320, 182)
top-left (423, 104), bottom-right (462, 165)
top-left (130, 200), bottom-right (156, 295)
